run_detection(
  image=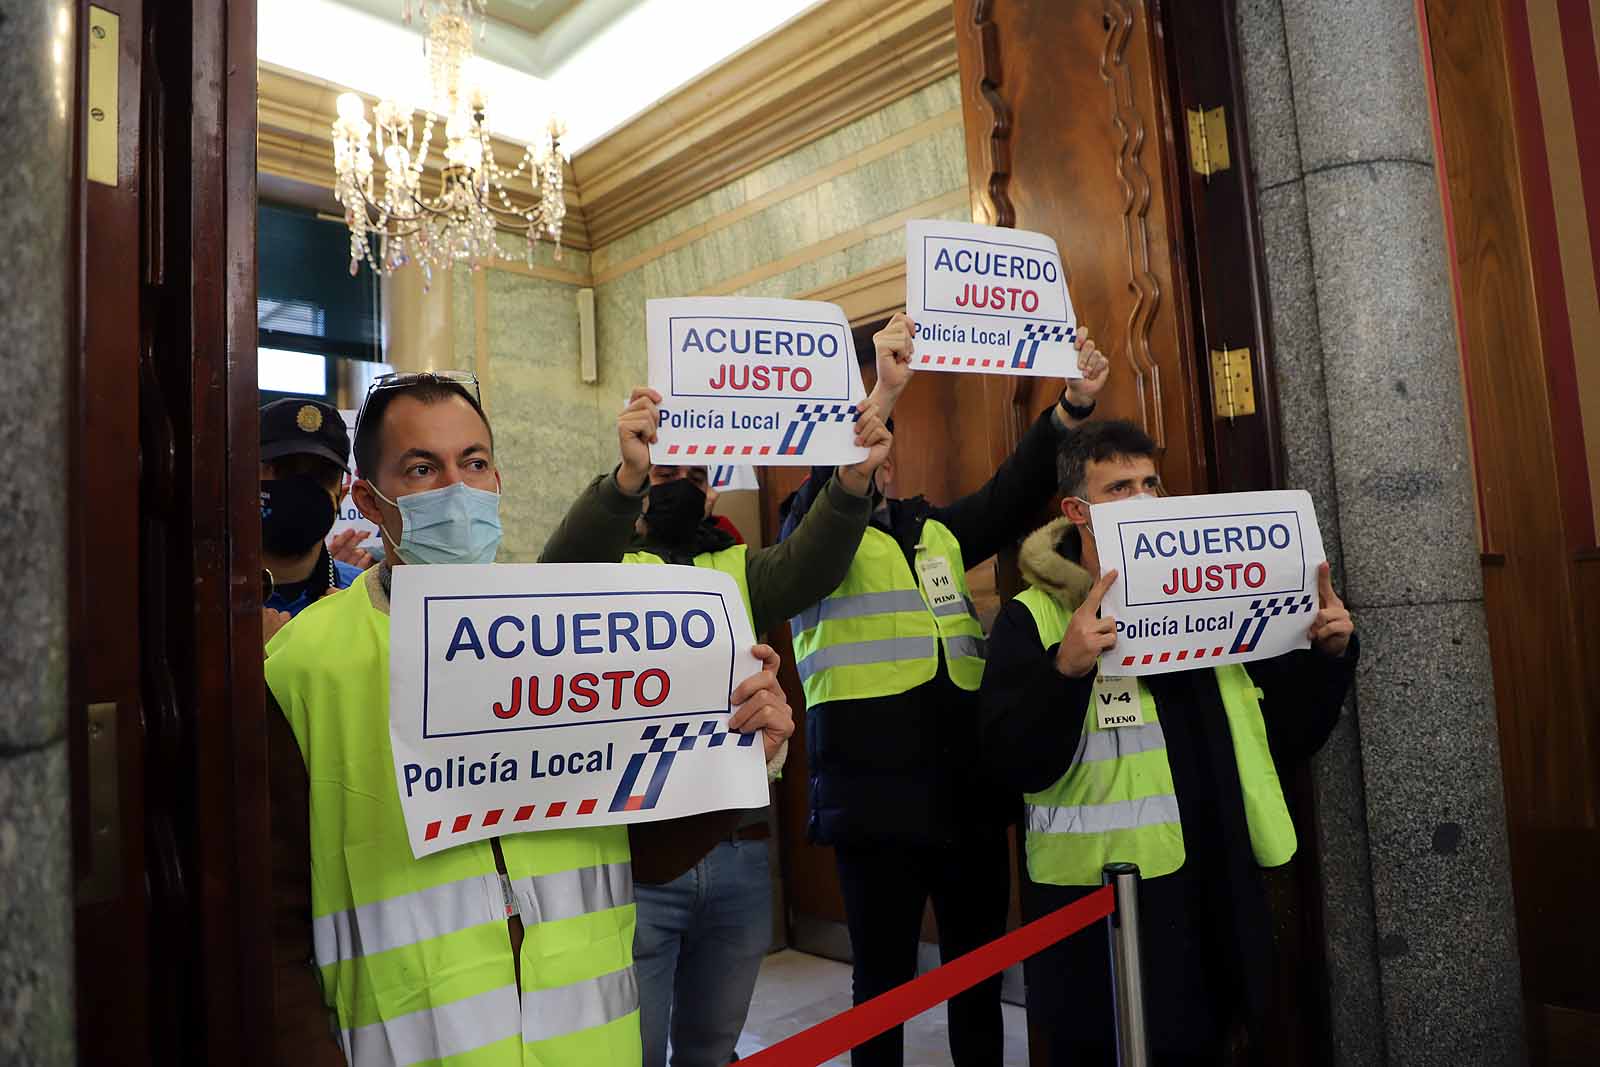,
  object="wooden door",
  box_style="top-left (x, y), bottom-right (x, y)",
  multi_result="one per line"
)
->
top-left (951, 0), bottom-right (1318, 1062)
top-left (70, 1), bottom-right (269, 1062)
